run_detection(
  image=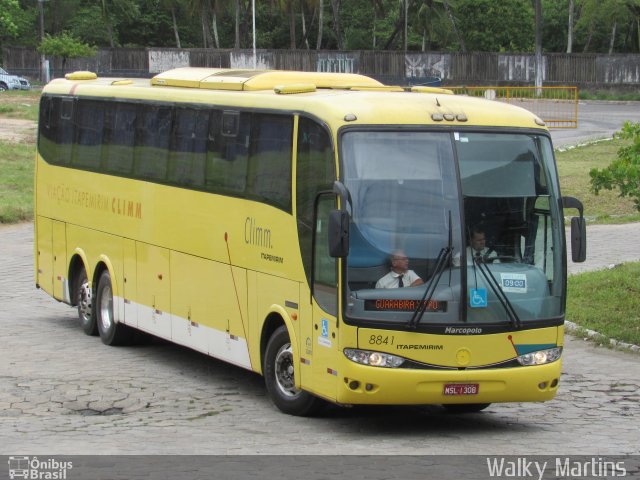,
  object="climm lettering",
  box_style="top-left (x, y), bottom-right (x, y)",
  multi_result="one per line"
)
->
top-left (245, 217), bottom-right (272, 248)
top-left (112, 198), bottom-right (142, 219)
